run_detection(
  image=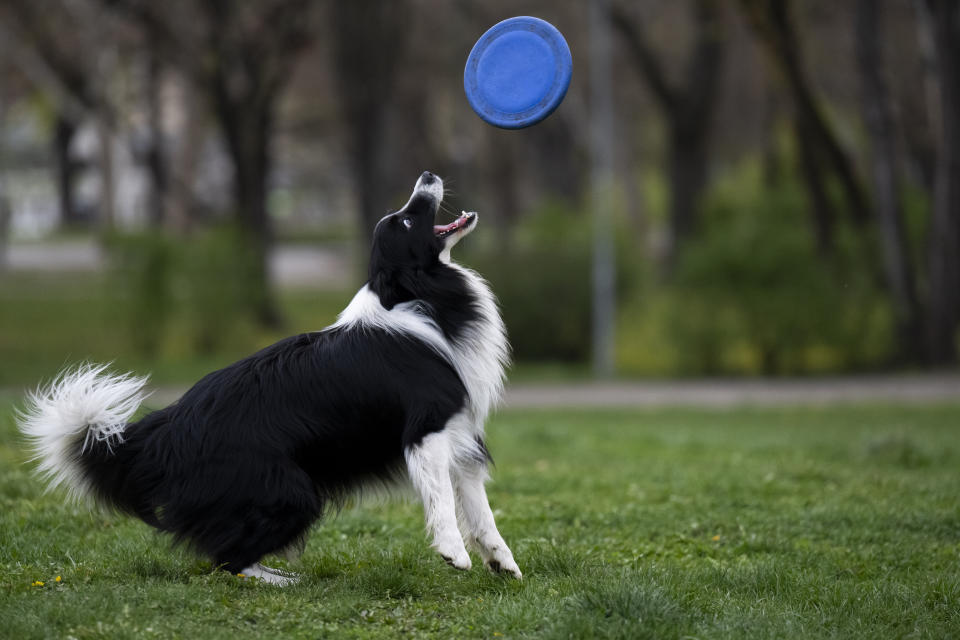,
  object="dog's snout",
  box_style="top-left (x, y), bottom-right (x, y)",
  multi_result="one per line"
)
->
top-left (412, 171), bottom-right (443, 203)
